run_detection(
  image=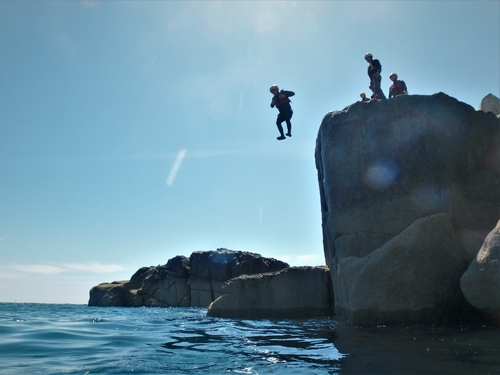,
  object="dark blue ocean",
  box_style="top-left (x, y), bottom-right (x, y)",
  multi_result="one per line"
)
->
top-left (0, 303), bottom-right (498, 375)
